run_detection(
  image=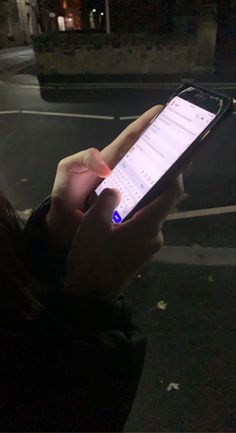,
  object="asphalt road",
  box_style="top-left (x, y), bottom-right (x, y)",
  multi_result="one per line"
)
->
top-left (0, 47), bottom-right (236, 432)
top-left (0, 46), bottom-right (34, 73)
